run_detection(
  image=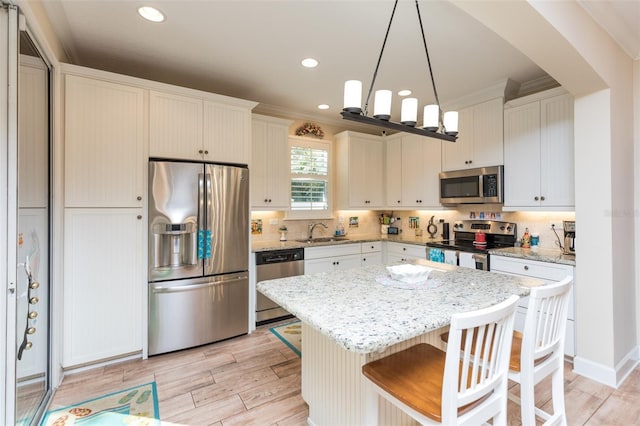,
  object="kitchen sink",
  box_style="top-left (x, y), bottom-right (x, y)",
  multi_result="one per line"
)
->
top-left (295, 236), bottom-right (350, 244)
